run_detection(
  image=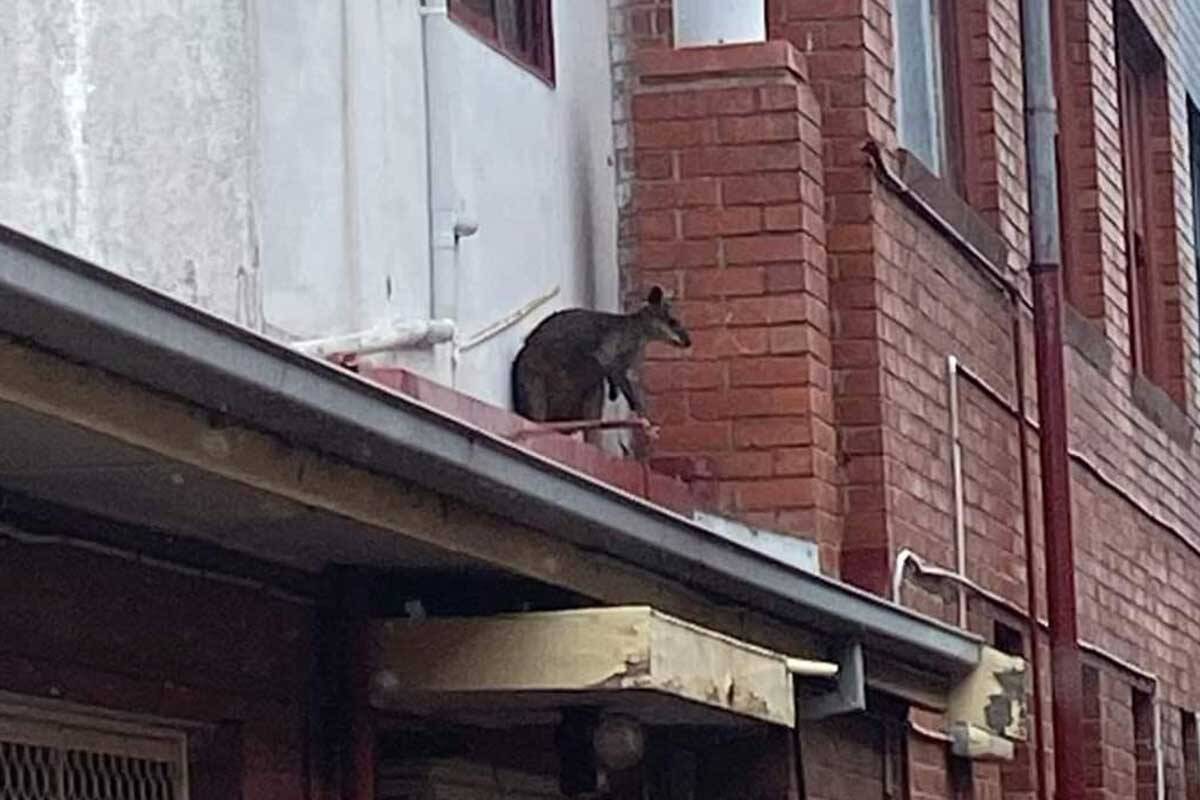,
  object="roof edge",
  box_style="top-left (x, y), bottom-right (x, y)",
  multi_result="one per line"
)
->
top-left (0, 224), bottom-right (982, 677)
